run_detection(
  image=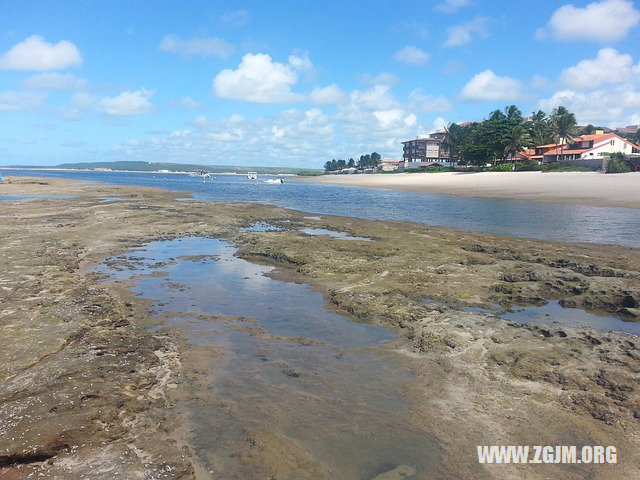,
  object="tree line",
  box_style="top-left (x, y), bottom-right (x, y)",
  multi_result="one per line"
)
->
top-left (442, 105), bottom-right (584, 166)
top-left (324, 152), bottom-right (381, 172)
